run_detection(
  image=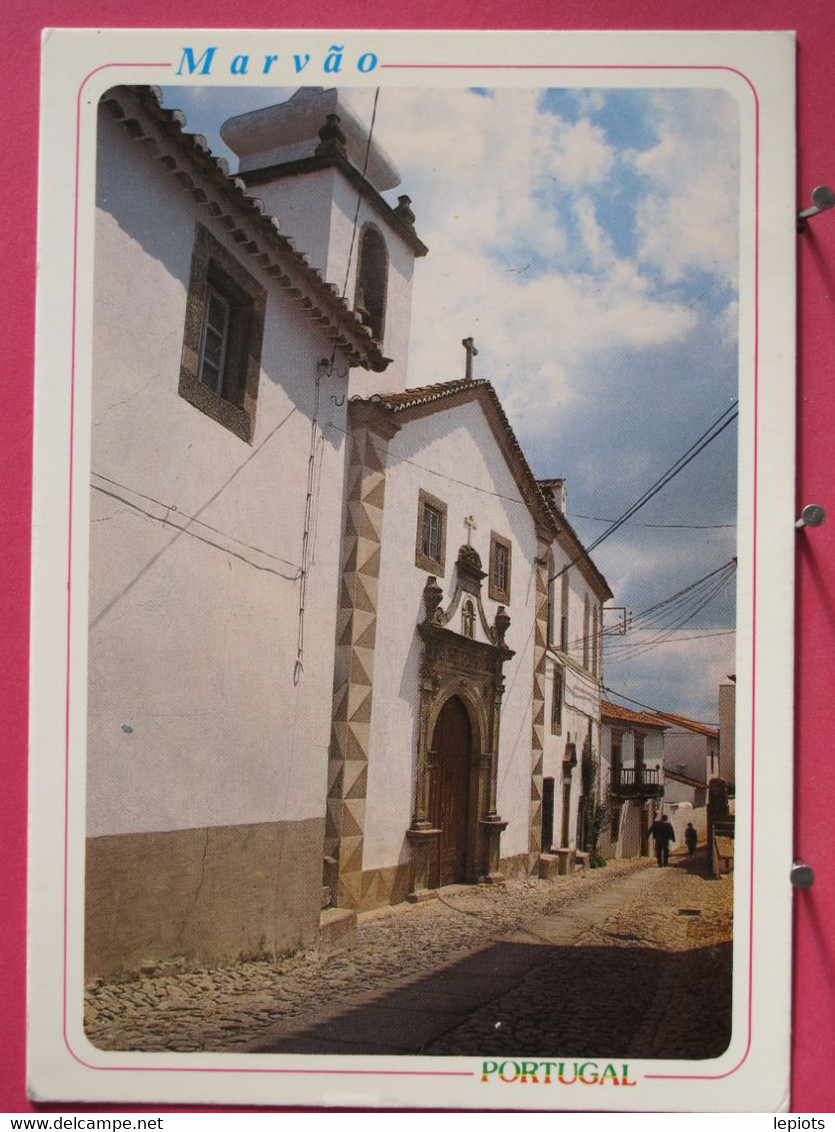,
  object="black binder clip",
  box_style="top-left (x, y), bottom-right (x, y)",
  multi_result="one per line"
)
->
top-left (797, 186), bottom-right (835, 232)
